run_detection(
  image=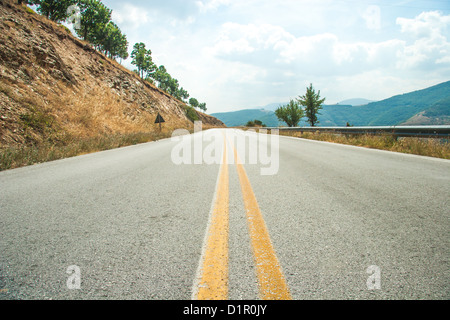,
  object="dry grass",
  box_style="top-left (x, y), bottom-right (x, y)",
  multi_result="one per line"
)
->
top-left (279, 131), bottom-right (450, 159)
top-left (0, 80), bottom-right (194, 171)
top-left (0, 131), bottom-right (175, 171)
